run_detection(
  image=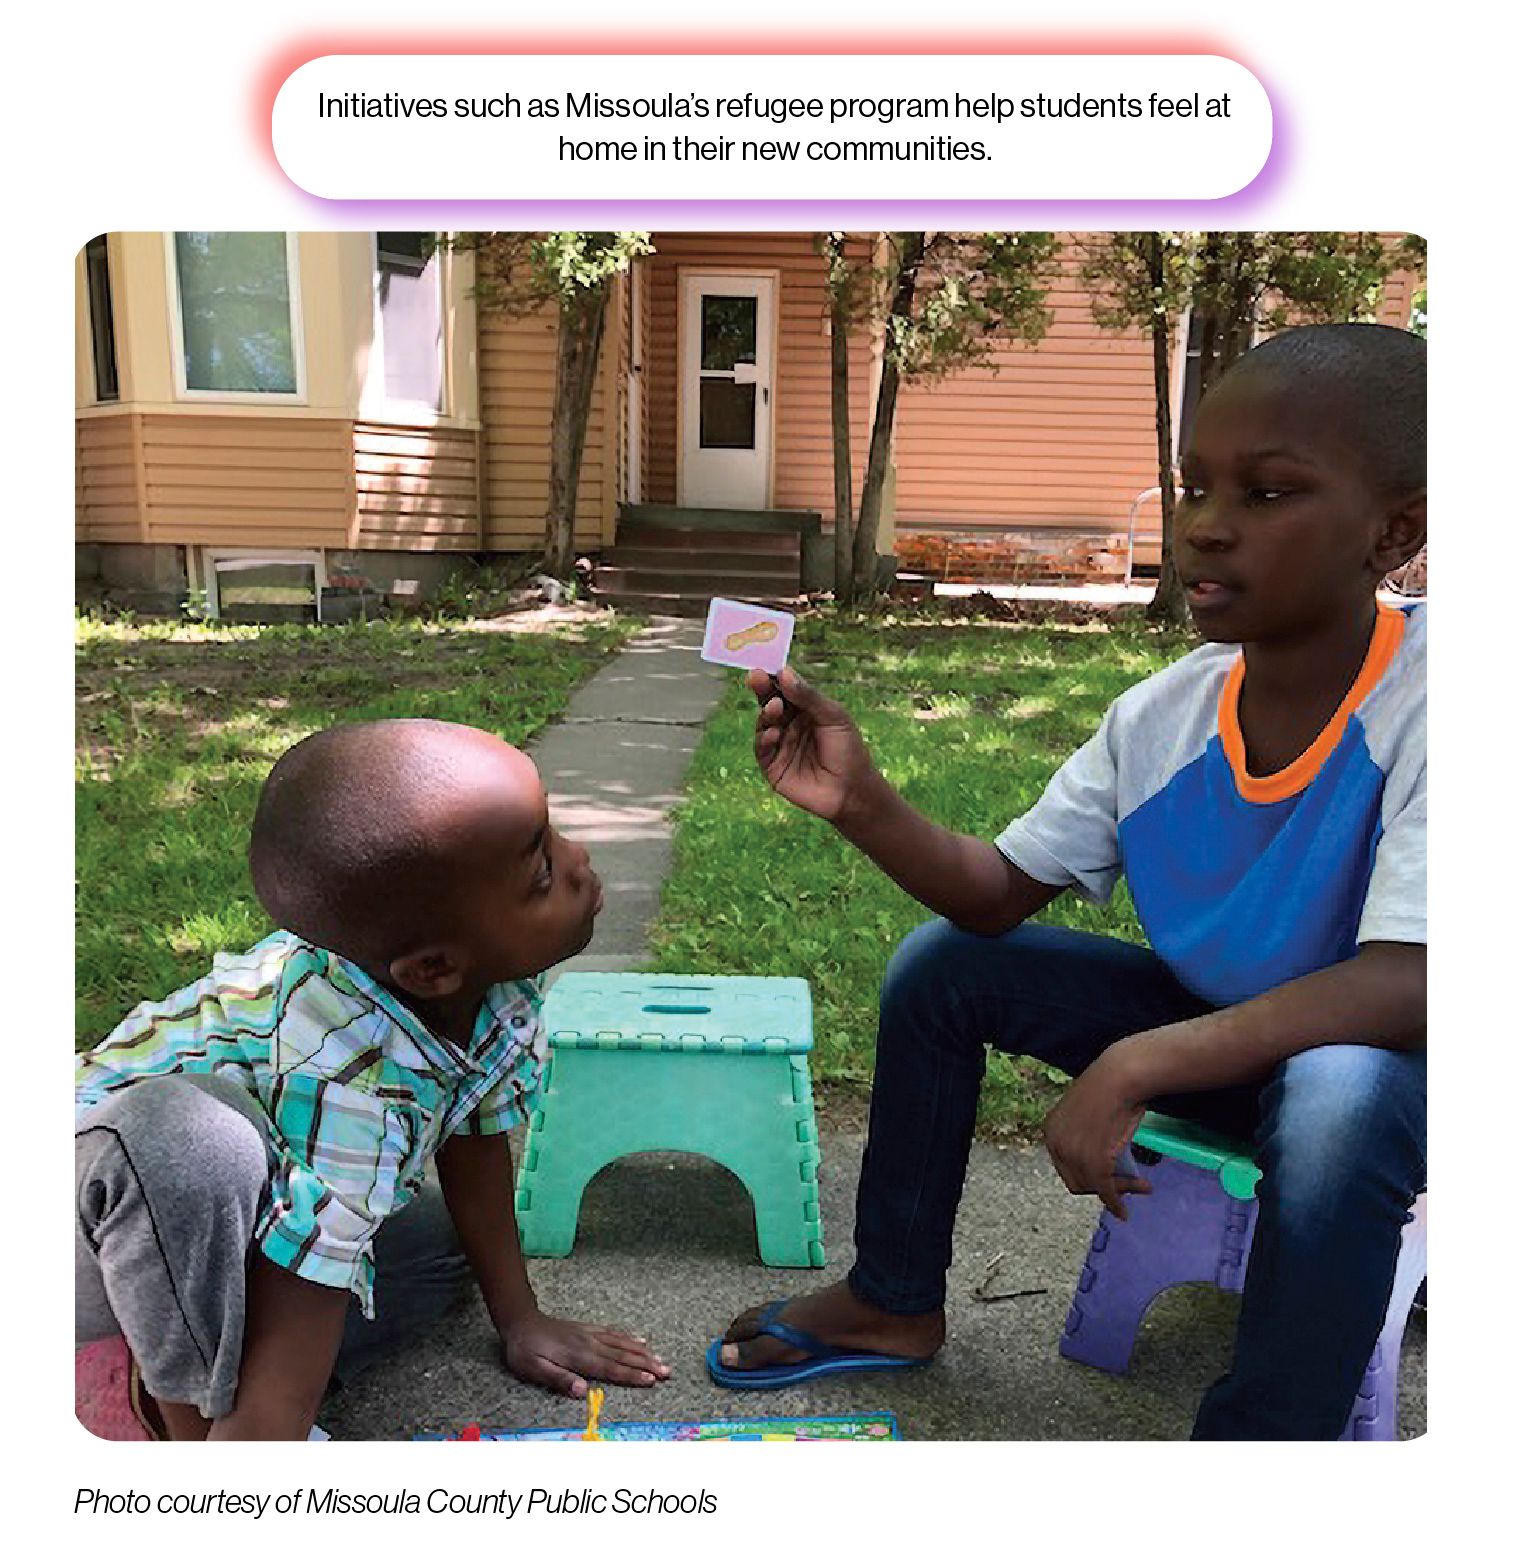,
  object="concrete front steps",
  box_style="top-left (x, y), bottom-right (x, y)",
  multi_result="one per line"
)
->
top-left (593, 504), bottom-right (819, 615)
